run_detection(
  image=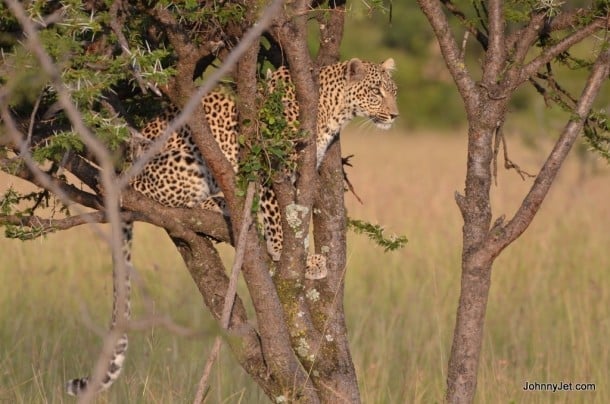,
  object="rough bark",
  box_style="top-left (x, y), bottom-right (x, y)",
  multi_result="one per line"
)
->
top-left (0, 0), bottom-right (360, 402)
top-left (313, 139), bottom-right (360, 404)
top-left (418, 1), bottom-right (610, 403)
